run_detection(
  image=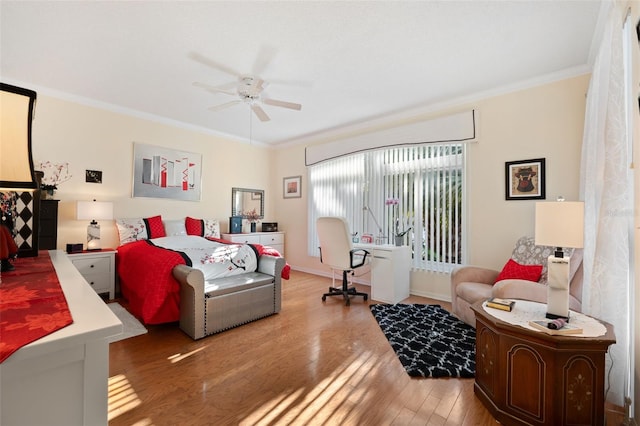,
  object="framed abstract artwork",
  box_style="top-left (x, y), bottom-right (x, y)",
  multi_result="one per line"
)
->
top-left (505, 158), bottom-right (546, 200)
top-left (132, 142), bottom-right (202, 201)
top-left (283, 175), bottom-right (302, 199)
